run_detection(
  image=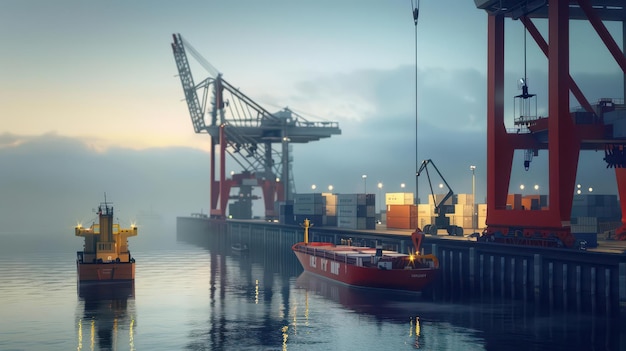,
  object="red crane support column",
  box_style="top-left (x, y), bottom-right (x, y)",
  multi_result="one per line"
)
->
top-left (486, 14), bottom-right (510, 215)
top-left (210, 139), bottom-right (218, 213)
top-left (616, 168), bottom-right (626, 239)
top-left (484, 2), bottom-right (579, 246)
top-left (219, 124), bottom-right (228, 218)
top-left (548, 0), bottom-right (579, 230)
